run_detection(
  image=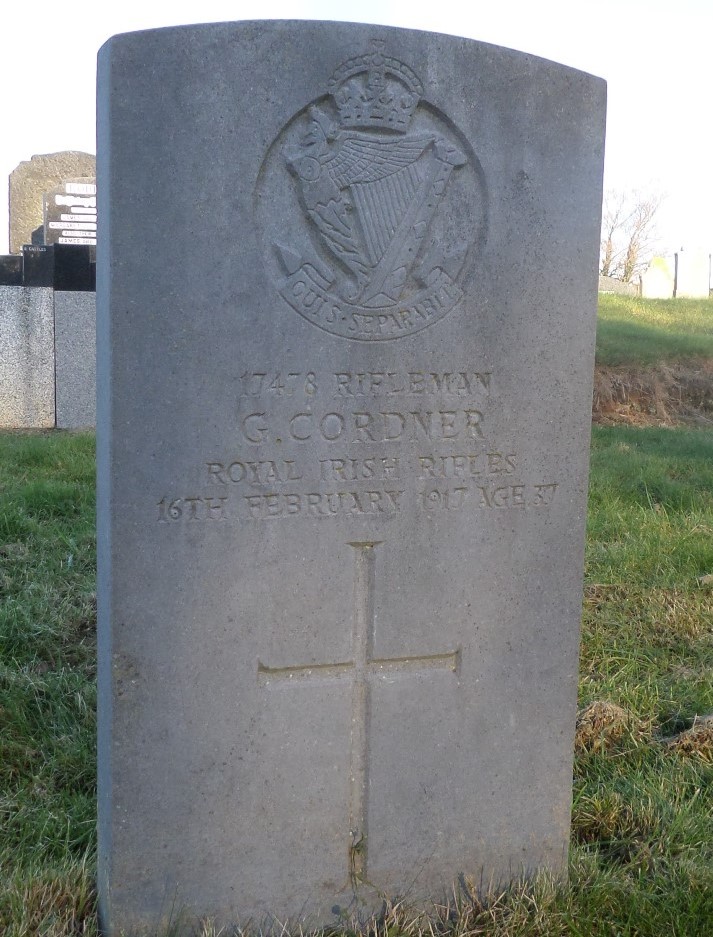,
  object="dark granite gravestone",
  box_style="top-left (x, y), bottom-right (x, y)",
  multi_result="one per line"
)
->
top-left (22, 245), bottom-right (54, 287)
top-left (0, 255), bottom-right (23, 286)
top-left (97, 20), bottom-right (605, 935)
top-left (20, 244), bottom-right (94, 291)
top-left (53, 245), bottom-right (94, 291)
